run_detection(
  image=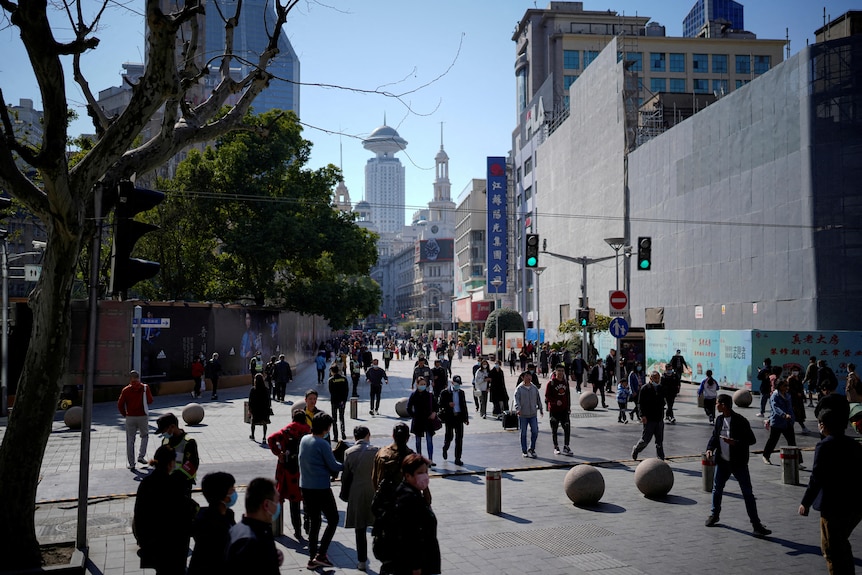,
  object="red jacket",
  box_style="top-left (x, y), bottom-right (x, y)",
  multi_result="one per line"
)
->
top-left (117, 381), bottom-right (153, 417)
top-left (191, 360), bottom-right (205, 378)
